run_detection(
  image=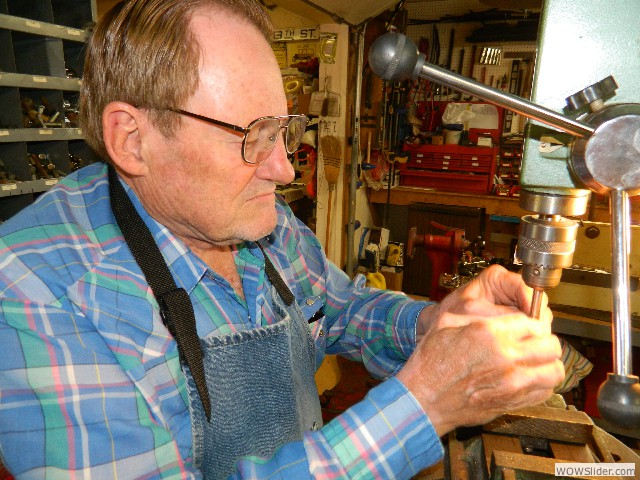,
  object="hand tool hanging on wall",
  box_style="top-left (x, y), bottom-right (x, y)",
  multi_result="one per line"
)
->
top-left (456, 48), bottom-right (465, 99)
top-left (446, 28), bottom-right (455, 70)
top-left (378, 80), bottom-right (388, 150)
top-left (309, 76), bottom-right (340, 117)
top-left (430, 24), bottom-right (441, 98)
top-left (320, 133), bottom-right (342, 257)
top-left (464, 44), bottom-right (477, 100)
top-left (468, 45), bottom-right (477, 79)
top-left (445, 28), bottom-right (455, 97)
